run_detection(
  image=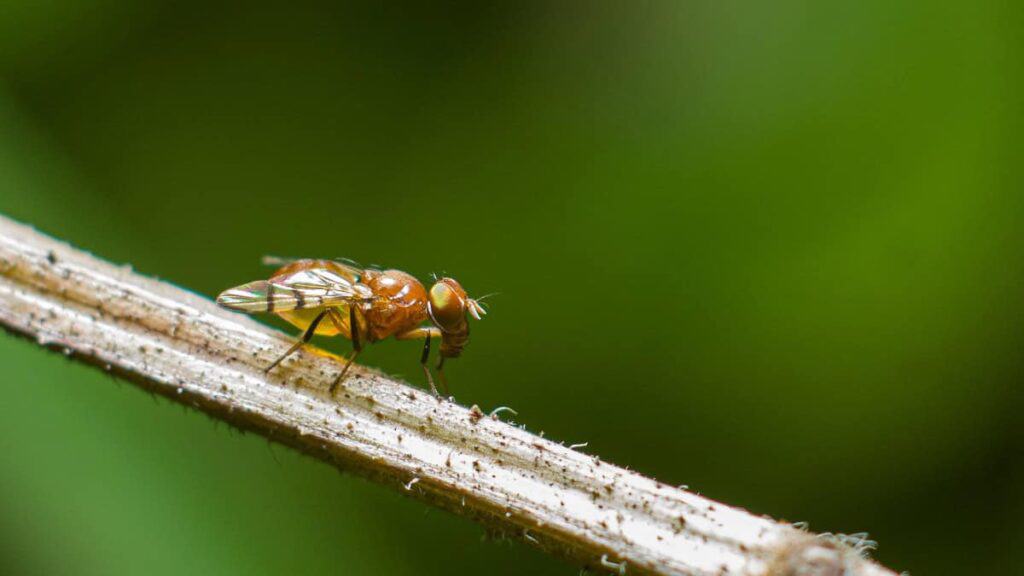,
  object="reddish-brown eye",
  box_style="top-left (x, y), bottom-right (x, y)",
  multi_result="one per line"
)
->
top-left (428, 278), bottom-right (467, 331)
